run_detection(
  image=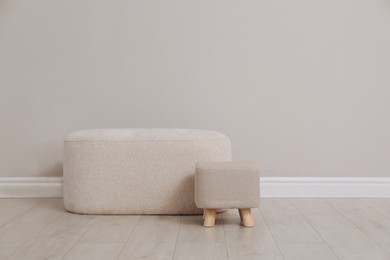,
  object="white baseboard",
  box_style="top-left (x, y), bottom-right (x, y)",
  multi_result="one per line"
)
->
top-left (1, 177), bottom-right (390, 198)
top-left (0, 177), bottom-right (63, 198)
top-left (260, 177), bottom-right (390, 198)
